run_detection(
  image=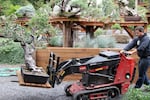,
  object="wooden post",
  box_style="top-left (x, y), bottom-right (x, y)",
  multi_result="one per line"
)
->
top-left (63, 21), bottom-right (73, 47)
top-left (143, 23), bottom-right (148, 33)
top-left (86, 26), bottom-right (94, 38)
